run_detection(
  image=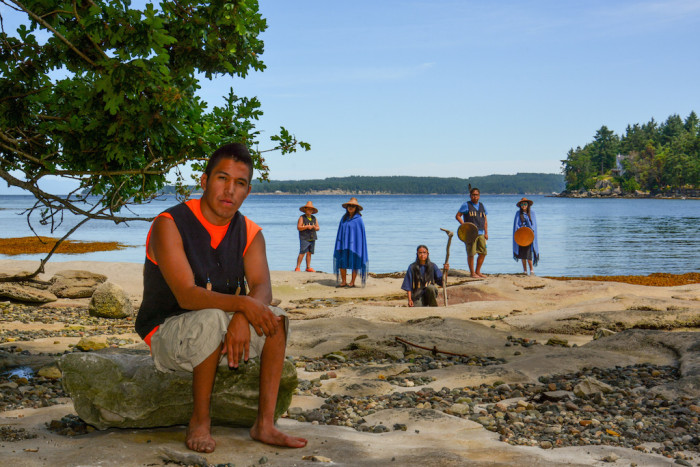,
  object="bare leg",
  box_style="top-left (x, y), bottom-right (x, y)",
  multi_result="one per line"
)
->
top-left (187, 344), bottom-right (221, 453)
top-left (305, 252), bottom-right (312, 269)
top-left (348, 270), bottom-right (358, 286)
top-left (475, 254), bottom-right (486, 278)
top-left (295, 253), bottom-right (304, 271)
top-left (521, 259), bottom-right (527, 273)
top-left (468, 256), bottom-right (476, 277)
top-left (250, 327), bottom-right (308, 448)
top-left (339, 269), bottom-right (347, 286)
top-left (527, 259), bottom-right (534, 275)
